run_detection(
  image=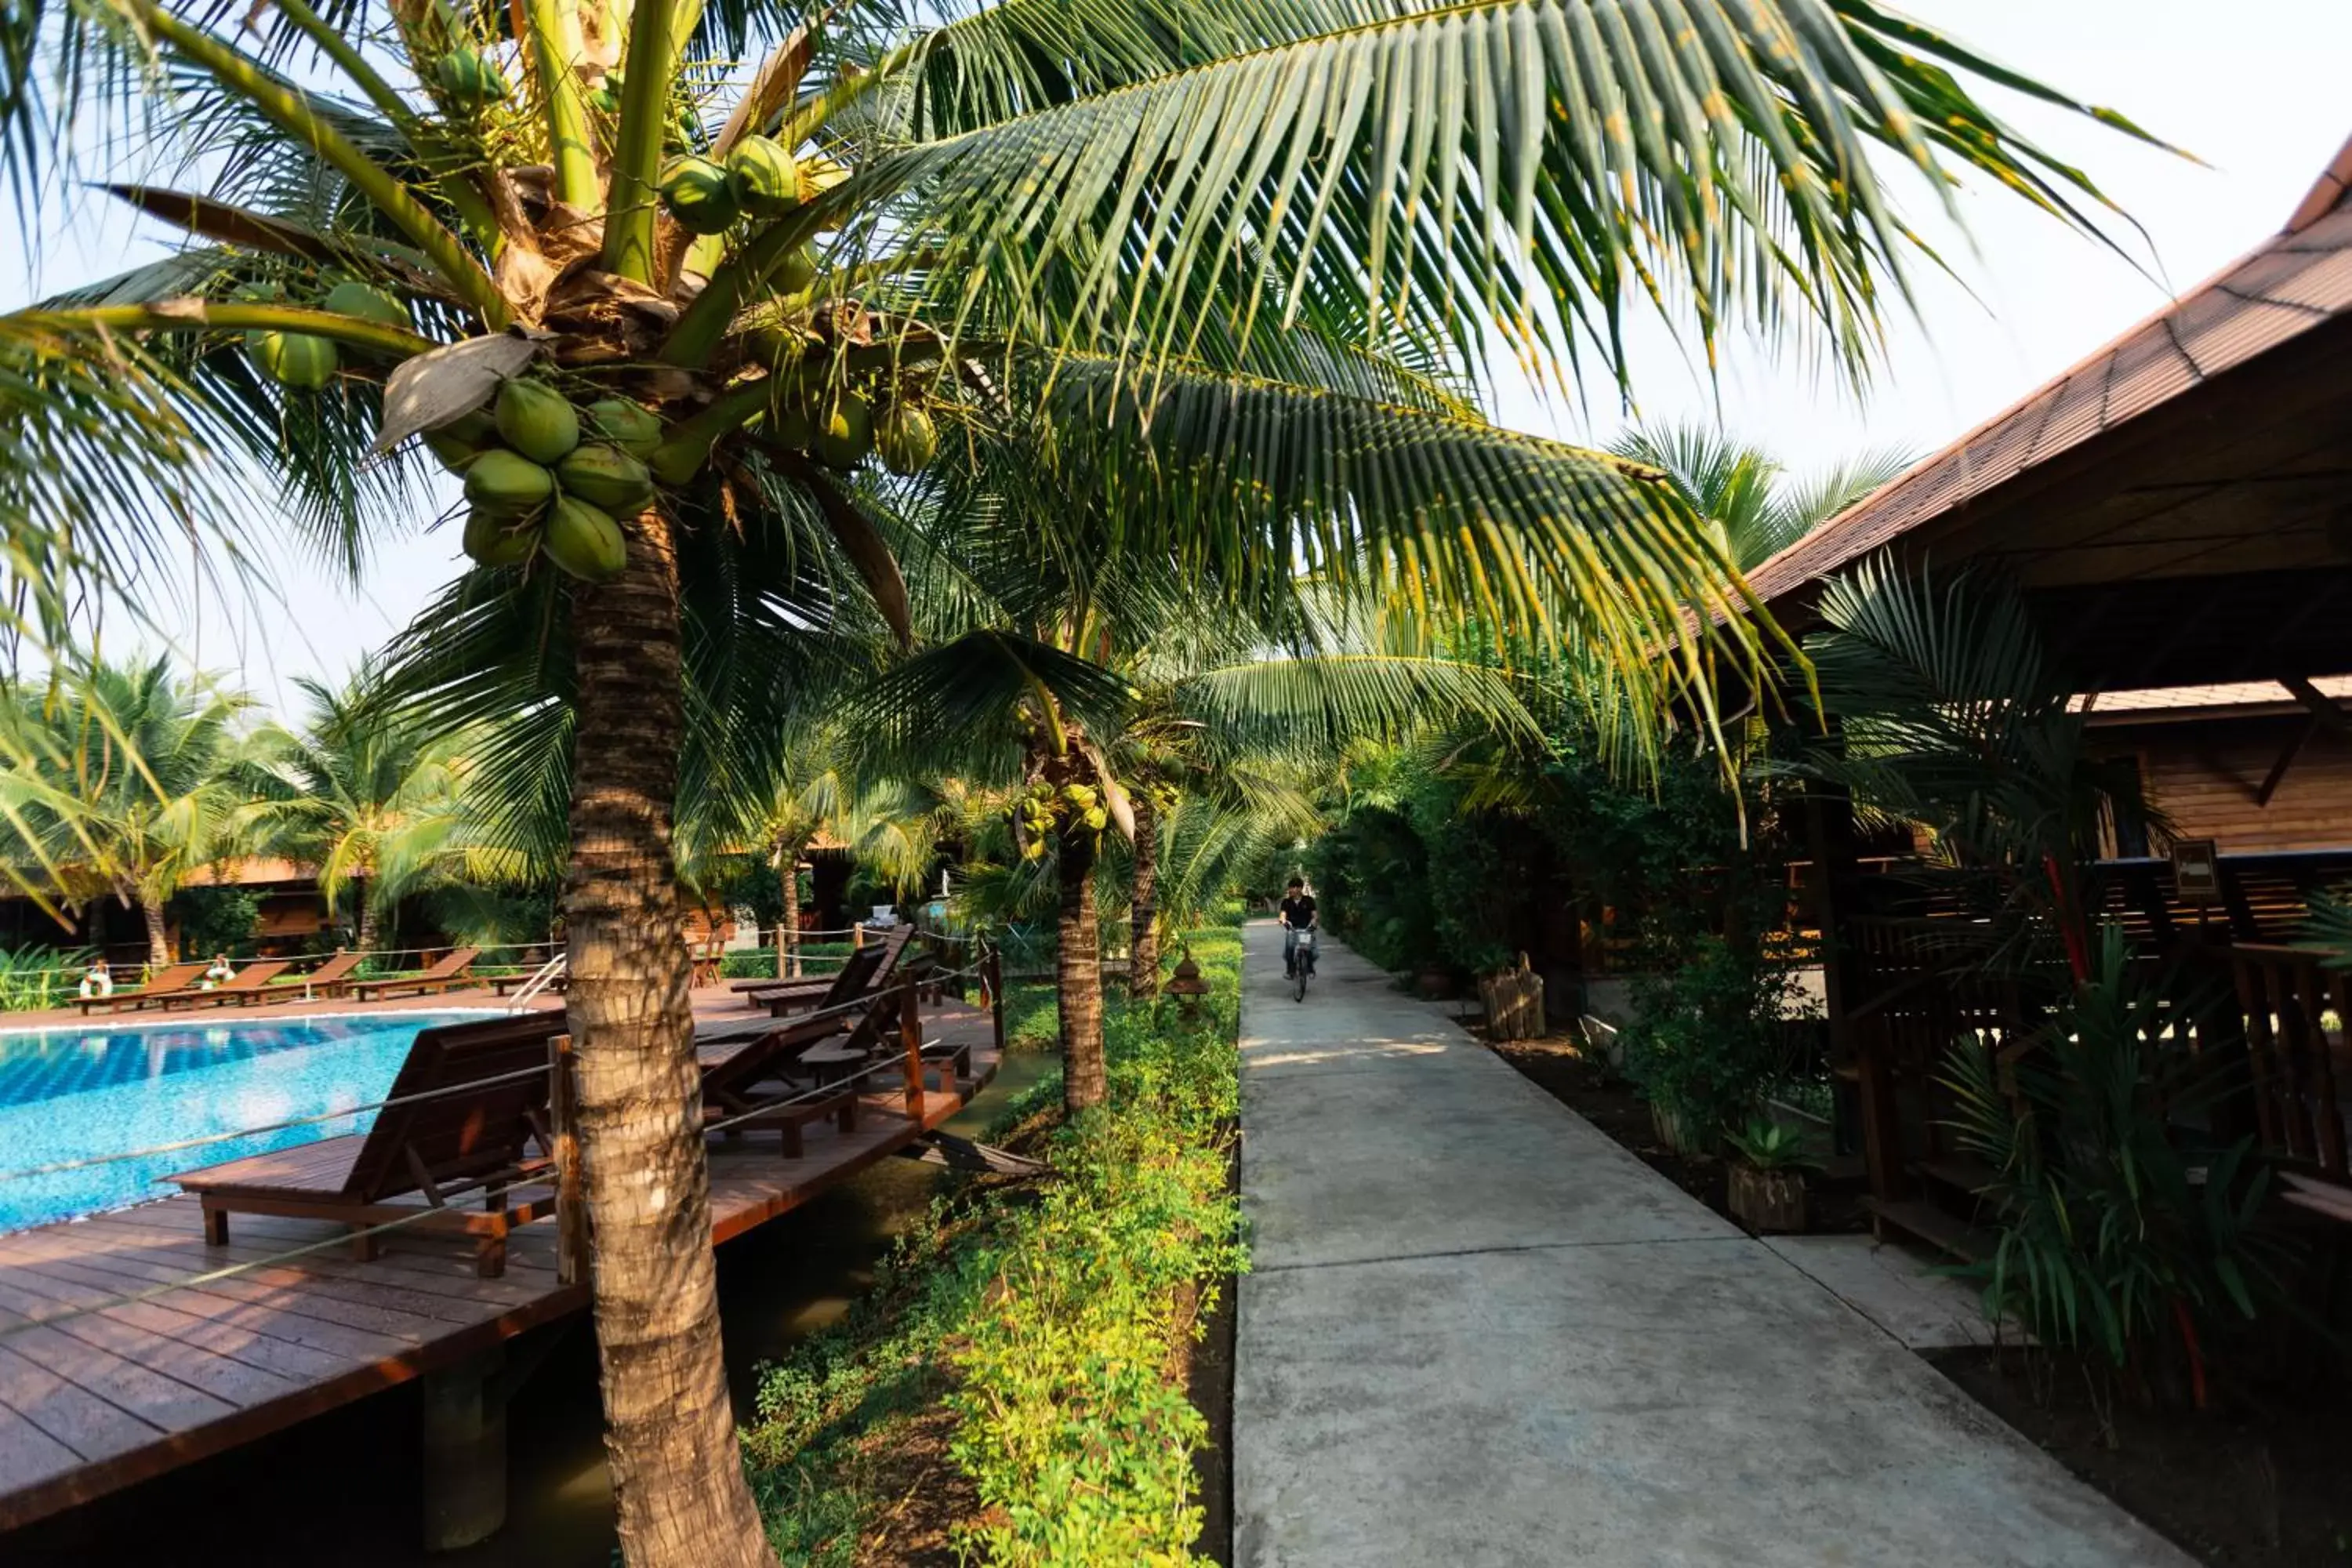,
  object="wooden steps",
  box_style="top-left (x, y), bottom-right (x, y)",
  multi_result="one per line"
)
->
top-left (1863, 1197), bottom-right (1995, 1263)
